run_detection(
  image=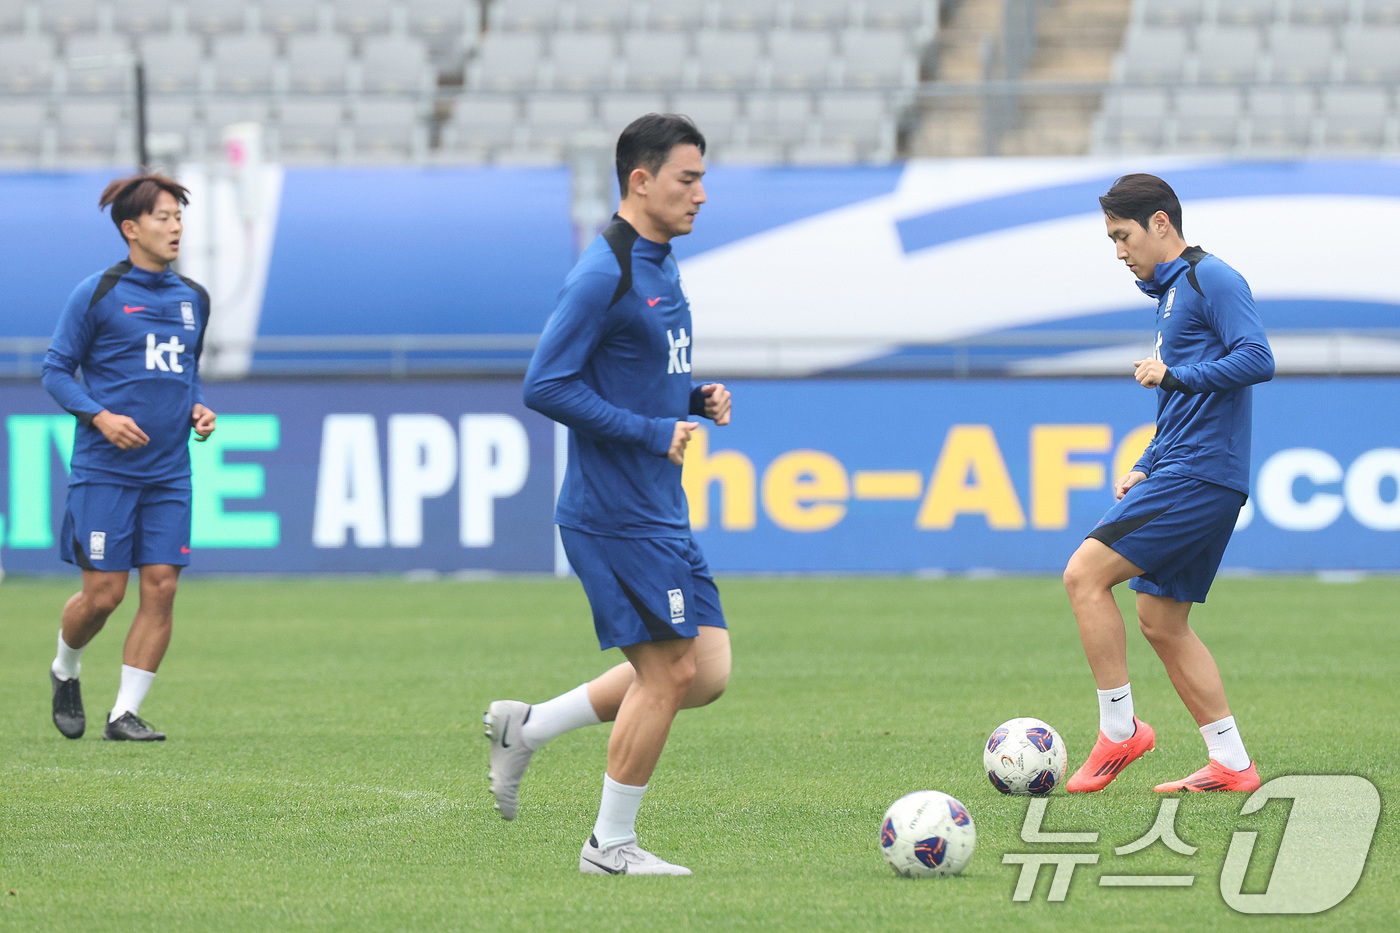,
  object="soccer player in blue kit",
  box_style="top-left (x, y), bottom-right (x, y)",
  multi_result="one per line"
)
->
top-left (1063, 174), bottom-right (1273, 793)
top-left (484, 114), bottom-right (732, 875)
top-left (42, 174), bottom-right (216, 742)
